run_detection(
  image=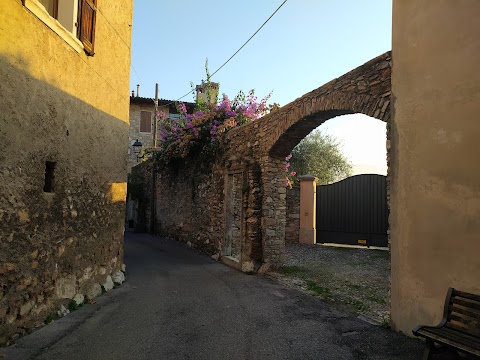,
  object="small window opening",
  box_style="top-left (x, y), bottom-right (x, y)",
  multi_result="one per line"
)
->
top-left (44, 161), bottom-right (56, 193)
